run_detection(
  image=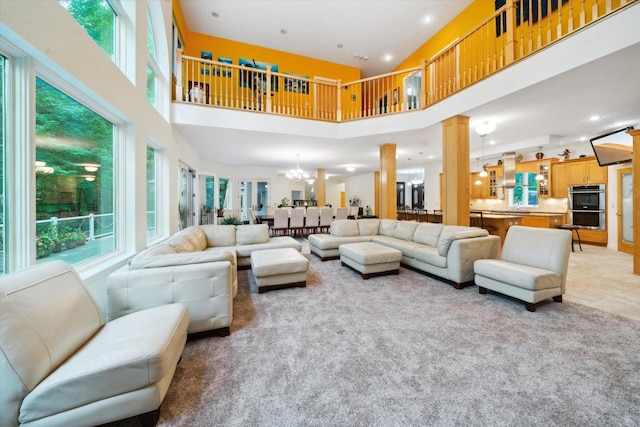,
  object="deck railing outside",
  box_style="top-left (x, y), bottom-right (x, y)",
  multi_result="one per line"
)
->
top-left (174, 0), bottom-right (635, 122)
